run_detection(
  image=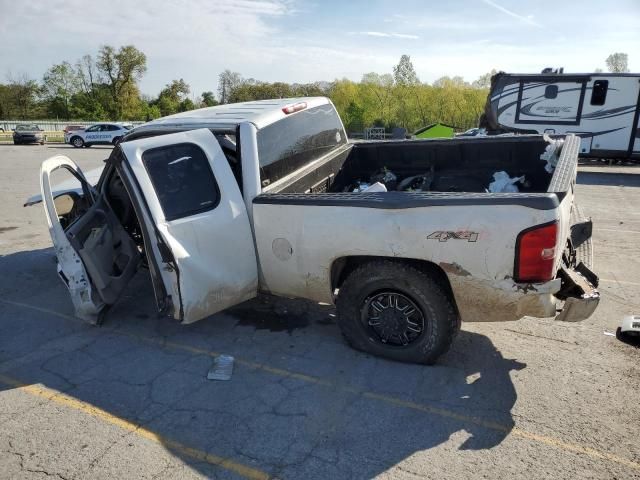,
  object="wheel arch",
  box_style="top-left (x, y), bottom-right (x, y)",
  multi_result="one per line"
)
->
top-left (330, 255), bottom-right (458, 312)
